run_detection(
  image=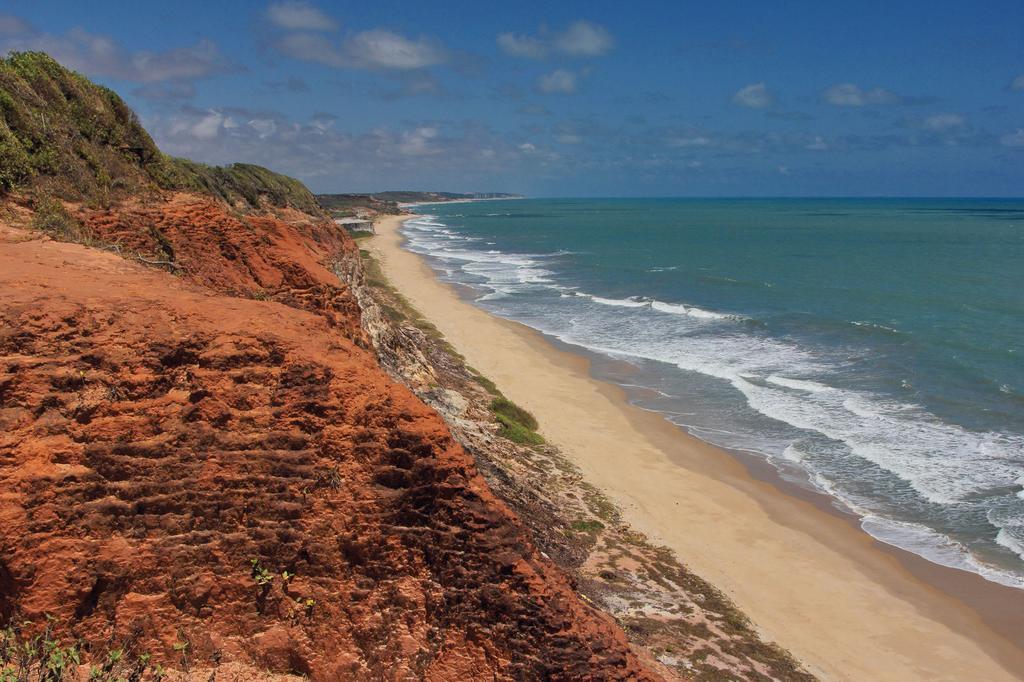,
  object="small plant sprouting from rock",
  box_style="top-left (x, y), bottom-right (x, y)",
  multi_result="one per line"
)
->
top-left (250, 559), bottom-right (274, 586)
top-left (287, 595), bottom-right (316, 625)
top-left (314, 466), bottom-right (343, 490)
top-left (249, 559), bottom-right (275, 613)
top-left (171, 630), bottom-right (192, 676)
